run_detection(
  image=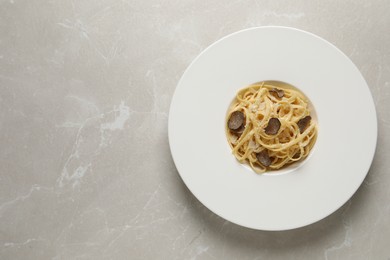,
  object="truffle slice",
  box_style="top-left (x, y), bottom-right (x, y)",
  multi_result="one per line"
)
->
top-left (269, 88), bottom-right (285, 98)
top-left (264, 118), bottom-right (281, 135)
top-left (235, 124), bottom-right (245, 134)
top-left (297, 116), bottom-right (311, 134)
top-left (293, 150), bottom-right (301, 159)
top-left (256, 150), bottom-right (272, 167)
top-left (228, 111), bottom-right (245, 132)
